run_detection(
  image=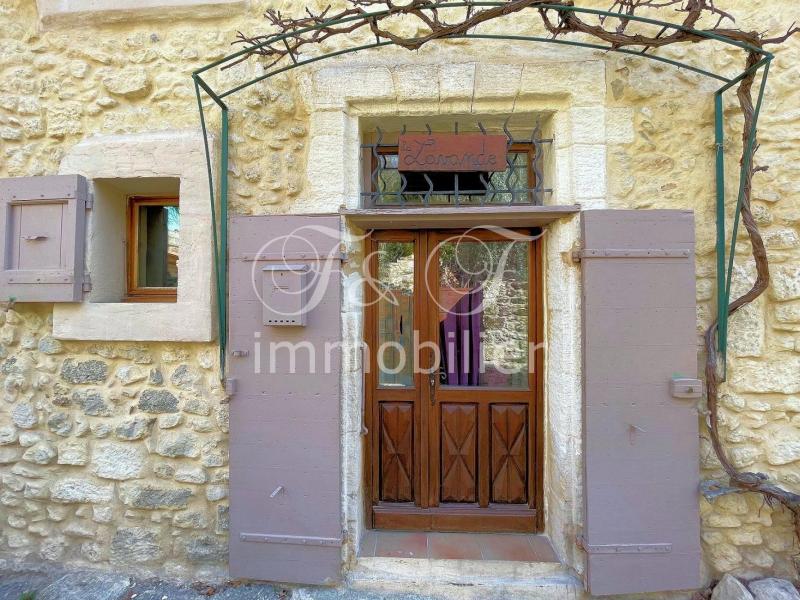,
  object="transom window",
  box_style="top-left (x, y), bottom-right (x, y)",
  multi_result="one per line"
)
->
top-left (361, 119), bottom-right (551, 207)
top-left (126, 196), bottom-right (179, 302)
